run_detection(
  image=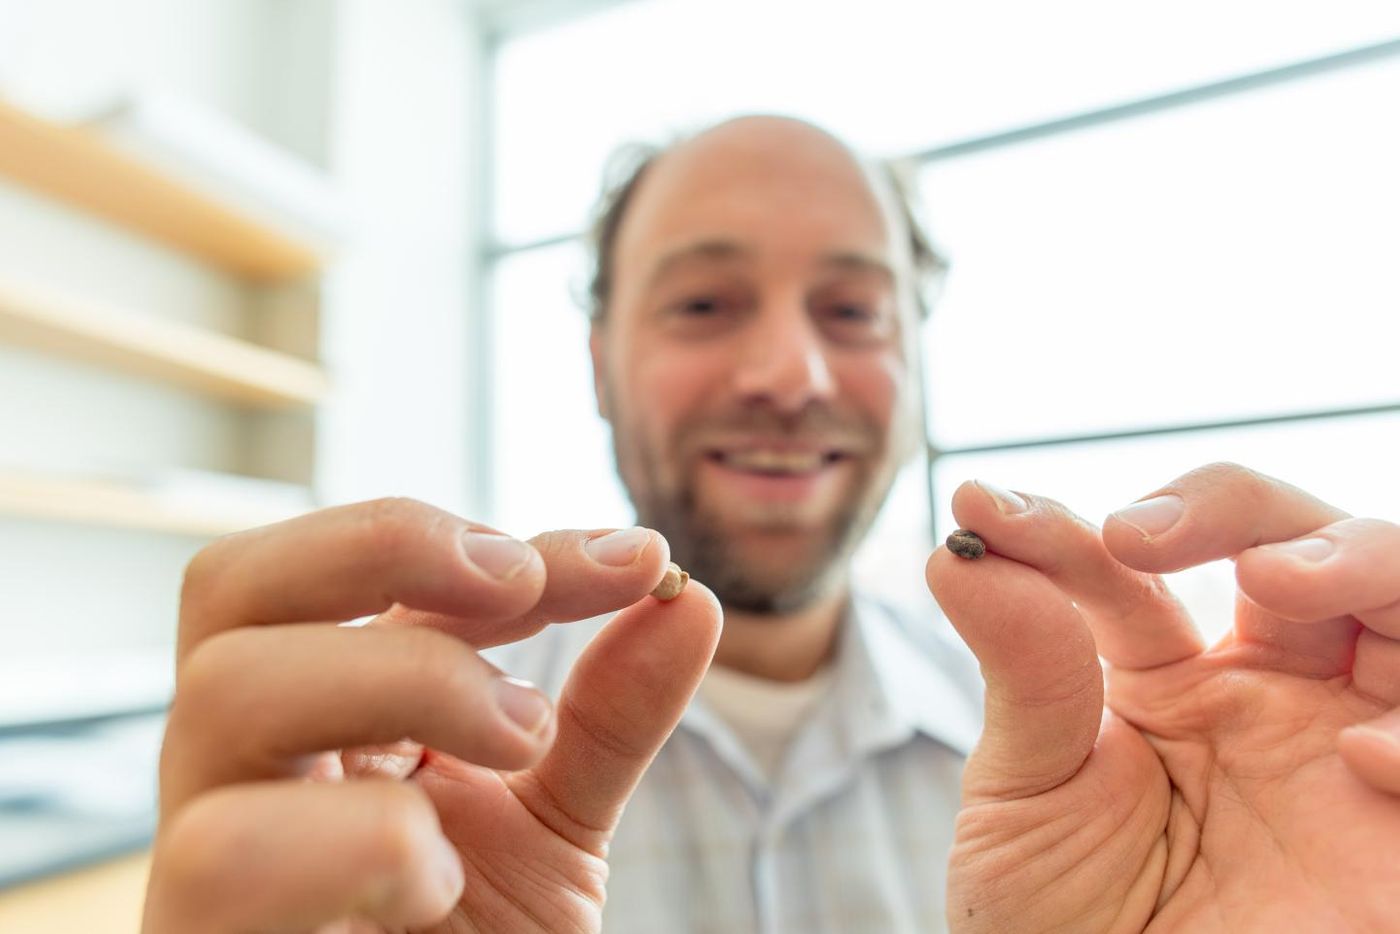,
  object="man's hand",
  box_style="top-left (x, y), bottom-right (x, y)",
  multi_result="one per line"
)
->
top-left (927, 463), bottom-right (1400, 933)
top-left (141, 498), bottom-right (722, 933)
